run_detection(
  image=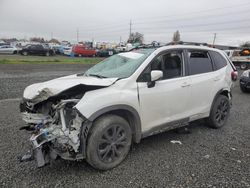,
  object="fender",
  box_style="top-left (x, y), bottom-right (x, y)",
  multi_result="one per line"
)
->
top-left (88, 104), bottom-right (142, 143)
